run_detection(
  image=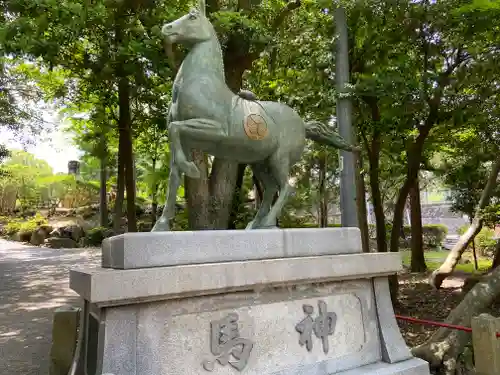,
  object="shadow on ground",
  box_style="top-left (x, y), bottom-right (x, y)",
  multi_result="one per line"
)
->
top-left (0, 240), bottom-right (99, 375)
